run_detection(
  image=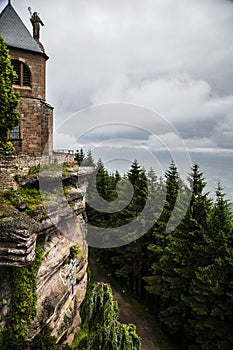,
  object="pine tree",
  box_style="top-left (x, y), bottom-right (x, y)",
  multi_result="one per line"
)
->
top-left (167, 164), bottom-right (211, 336)
top-left (95, 158), bottom-right (108, 200)
top-left (74, 148), bottom-right (85, 165)
top-left (144, 164), bottom-right (211, 338)
top-left (108, 161), bottom-right (149, 295)
top-left (127, 160), bottom-right (148, 218)
top-left (82, 149), bottom-right (95, 166)
top-left (115, 170), bottom-right (121, 184)
top-left (91, 160), bottom-right (150, 296)
top-left (144, 162), bottom-right (188, 329)
top-left (0, 35), bottom-right (19, 154)
top-left (185, 183), bottom-right (233, 349)
top-left (147, 167), bottom-right (157, 189)
top-left (153, 164), bottom-right (210, 340)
